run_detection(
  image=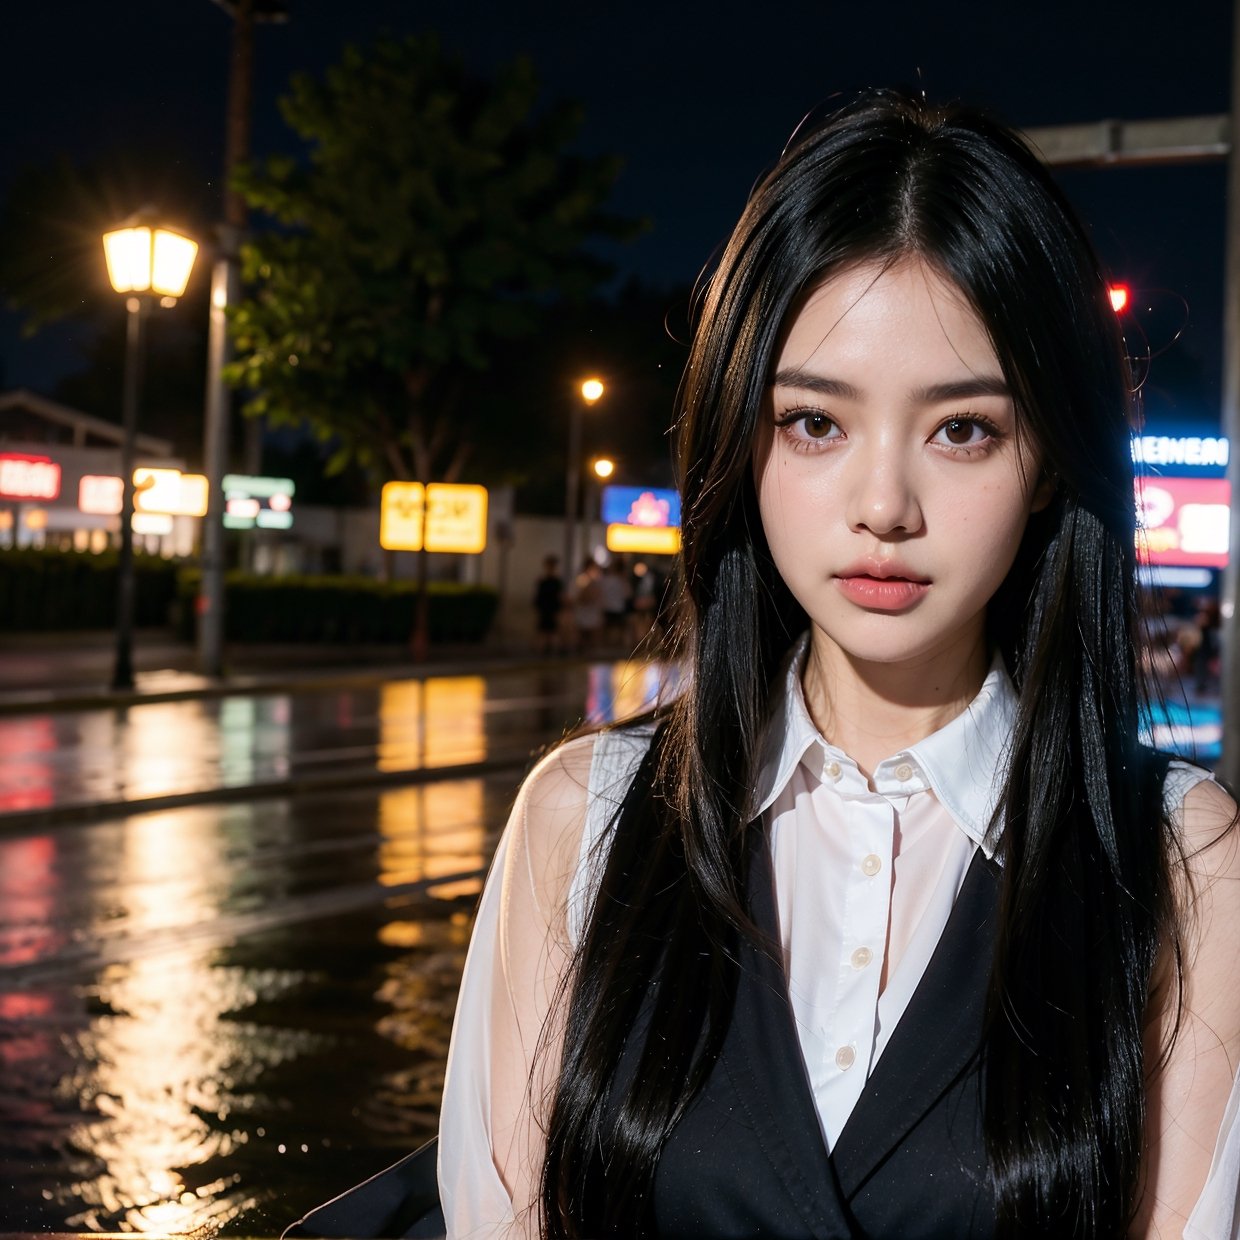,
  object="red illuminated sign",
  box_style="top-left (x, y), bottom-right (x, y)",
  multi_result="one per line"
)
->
top-left (0, 454), bottom-right (61, 501)
top-left (1136, 477), bottom-right (1229, 568)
